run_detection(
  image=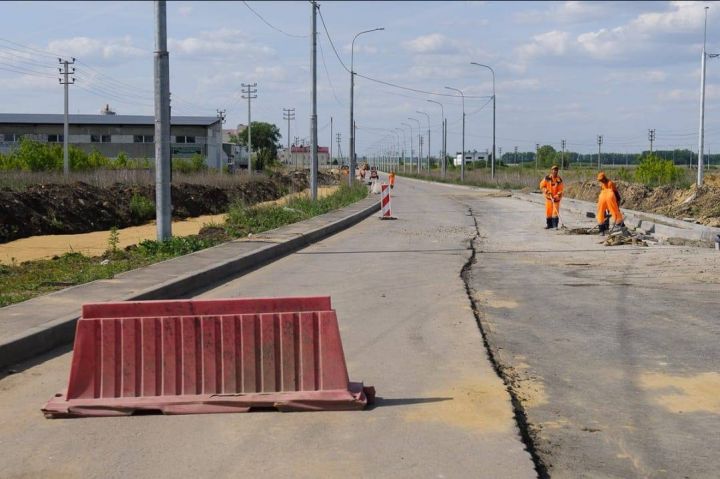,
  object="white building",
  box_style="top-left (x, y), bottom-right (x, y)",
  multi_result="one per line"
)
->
top-left (454, 150), bottom-right (489, 166)
top-left (278, 145), bottom-right (330, 168)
